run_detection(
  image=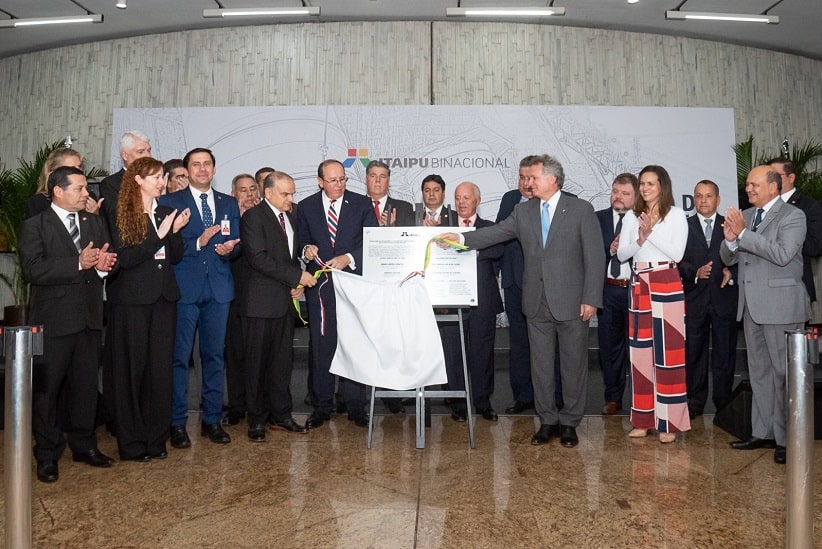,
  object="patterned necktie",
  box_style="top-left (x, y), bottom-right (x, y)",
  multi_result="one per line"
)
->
top-left (327, 200), bottom-right (338, 247)
top-left (752, 208), bottom-right (764, 232)
top-left (67, 213), bottom-right (81, 252)
top-left (200, 193), bottom-right (213, 226)
top-left (609, 213), bottom-right (624, 278)
top-left (373, 200), bottom-right (381, 221)
top-left (541, 202), bottom-right (551, 246)
top-left (463, 218), bottom-right (471, 227)
top-left (704, 218), bottom-right (713, 242)
top-left (278, 212), bottom-right (287, 237)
